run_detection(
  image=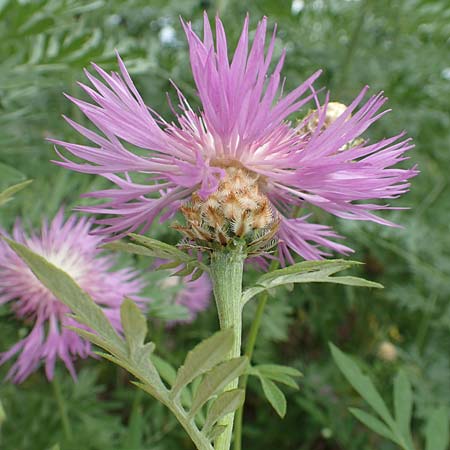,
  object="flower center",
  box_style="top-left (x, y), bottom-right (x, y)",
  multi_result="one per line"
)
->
top-left (175, 166), bottom-right (278, 252)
